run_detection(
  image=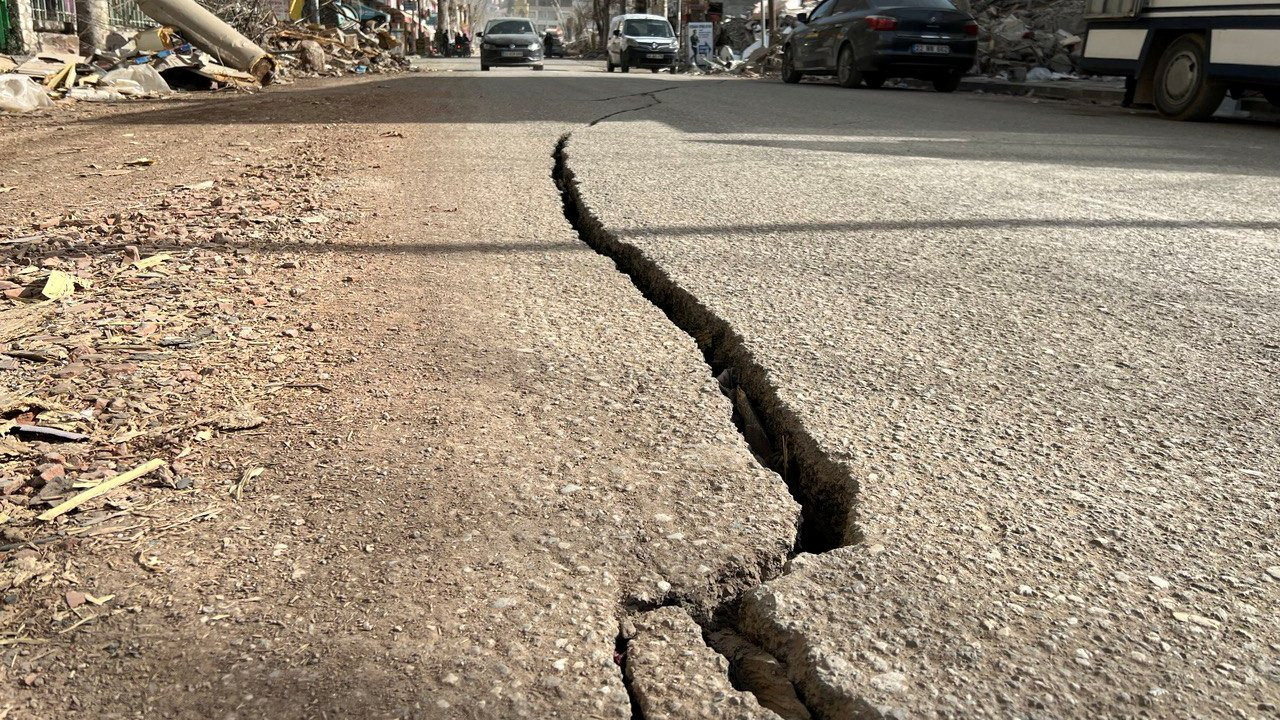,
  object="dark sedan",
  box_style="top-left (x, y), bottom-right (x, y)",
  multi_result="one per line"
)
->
top-left (781, 0), bottom-right (977, 91)
top-left (479, 17), bottom-right (544, 71)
